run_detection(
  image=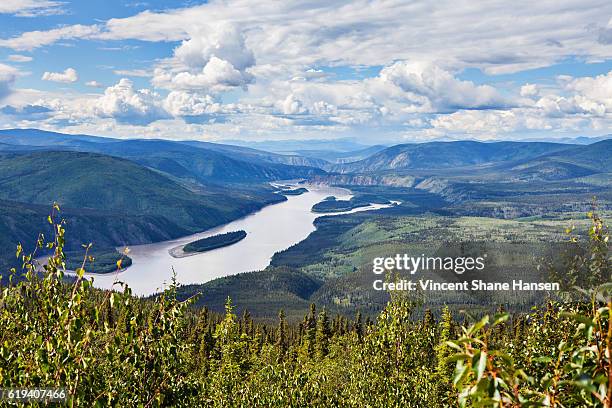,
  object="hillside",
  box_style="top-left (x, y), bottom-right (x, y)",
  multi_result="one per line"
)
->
top-left (0, 150), bottom-right (285, 274)
top-left (179, 140), bottom-right (328, 168)
top-left (0, 129), bottom-right (327, 182)
top-left (82, 140), bottom-right (326, 183)
top-left (293, 145), bottom-right (387, 164)
top-left (331, 141), bottom-right (574, 173)
top-left (540, 139), bottom-right (612, 170)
